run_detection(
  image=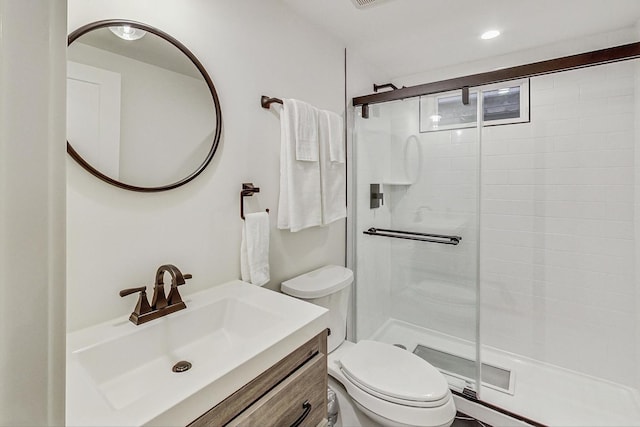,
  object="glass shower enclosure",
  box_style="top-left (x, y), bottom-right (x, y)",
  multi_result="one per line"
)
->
top-left (351, 57), bottom-right (640, 425)
top-left (353, 93), bottom-right (482, 396)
